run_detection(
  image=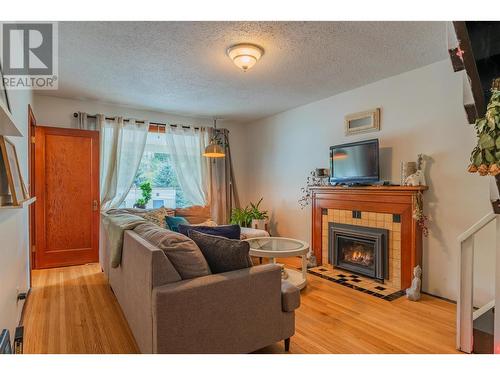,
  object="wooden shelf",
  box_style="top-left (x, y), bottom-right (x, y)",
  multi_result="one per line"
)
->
top-left (0, 197), bottom-right (36, 209)
top-left (0, 99), bottom-right (22, 137)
